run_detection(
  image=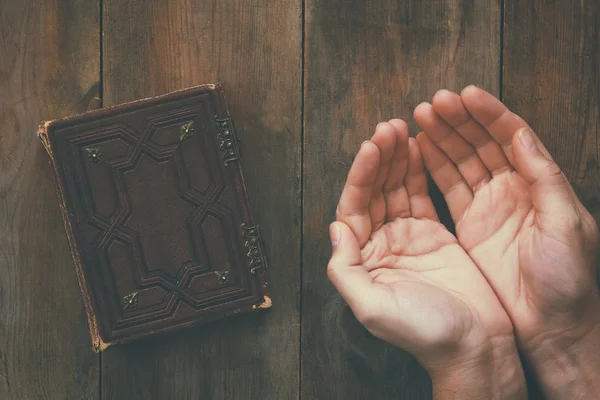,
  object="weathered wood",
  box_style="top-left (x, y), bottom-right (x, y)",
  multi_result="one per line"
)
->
top-left (0, 0), bottom-right (100, 398)
top-left (5, 0), bottom-right (597, 397)
top-left (101, 1), bottom-right (302, 398)
top-left (302, 0), bottom-right (501, 398)
top-left (503, 1), bottom-right (600, 397)
top-left (503, 0), bottom-right (600, 220)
